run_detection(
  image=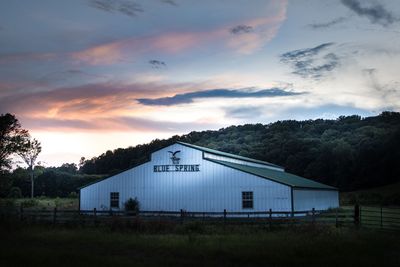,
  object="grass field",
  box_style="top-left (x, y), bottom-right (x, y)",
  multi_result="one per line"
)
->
top-left (0, 224), bottom-right (399, 267)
